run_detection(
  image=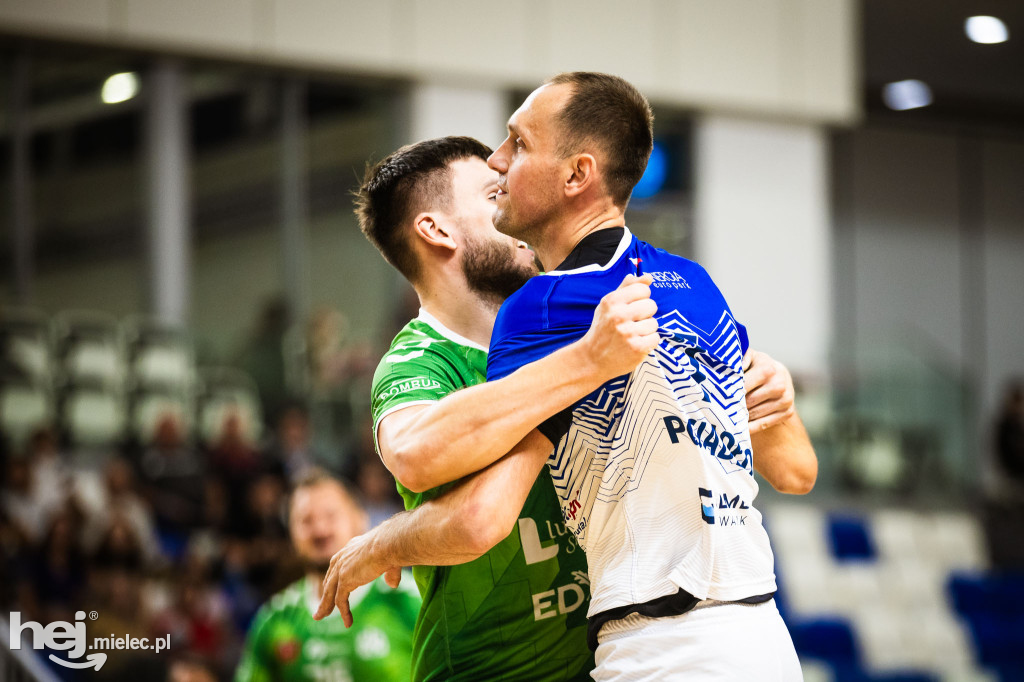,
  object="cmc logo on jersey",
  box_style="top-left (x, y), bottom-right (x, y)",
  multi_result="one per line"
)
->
top-left (662, 415), bottom-right (752, 472)
top-left (698, 487), bottom-right (750, 526)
